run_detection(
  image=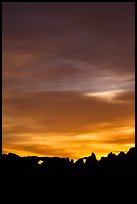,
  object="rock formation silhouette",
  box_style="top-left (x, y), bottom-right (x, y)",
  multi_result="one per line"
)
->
top-left (2, 147), bottom-right (135, 182)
